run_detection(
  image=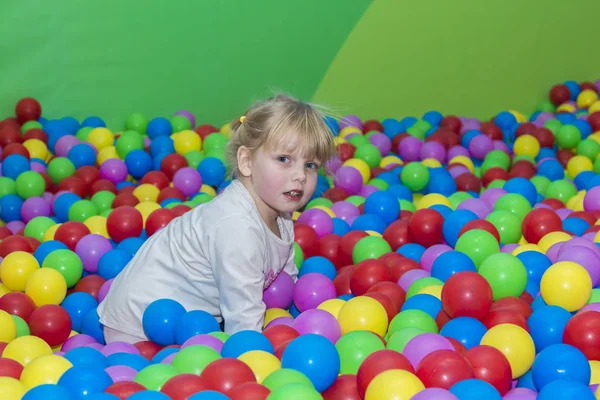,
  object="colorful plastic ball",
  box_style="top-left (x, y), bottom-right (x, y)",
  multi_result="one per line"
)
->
top-left (0, 376), bottom-right (27, 400)
top-left (173, 167), bottom-right (202, 197)
top-left (0, 251), bottom-right (40, 292)
top-left (292, 273), bottom-right (336, 312)
top-left (2, 335), bottom-right (53, 366)
top-left (25, 267), bottom-right (67, 307)
top-left (532, 343), bottom-right (590, 391)
top-left (356, 350), bottom-right (414, 398)
top-left (351, 236), bottom-right (392, 264)
top-left (28, 304), bottom-right (72, 347)
top-left (540, 261), bottom-right (592, 312)
top-left (407, 209), bottom-right (444, 248)
top-left (478, 253), bottom-right (528, 300)
top-left (454, 229), bottom-right (500, 268)
top-left (416, 349), bottom-right (474, 390)
top-left (337, 296), bottom-right (388, 336)
top-left (364, 369), bottom-right (425, 400)
top-left (363, 191), bottom-right (400, 224)
top-left (480, 324), bottom-right (535, 379)
top-left (442, 271), bottom-right (493, 319)
top-left (125, 150), bottom-right (153, 179)
top-left (0, 309), bottom-right (17, 342)
top-left (0, 194), bottom-right (24, 222)
top-left (173, 310), bottom-right (221, 345)
top-left (563, 310), bottom-right (600, 360)
top-left (20, 354), bottom-right (73, 389)
top-left (106, 206), bottom-right (143, 242)
top-left (197, 157), bottom-right (227, 187)
top-left (464, 345), bottom-right (512, 396)
top-left (220, 330), bottom-right (274, 359)
top-left (142, 299), bottom-right (186, 346)
top-left (237, 350), bottom-right (281, 385)
top-left (60, 292), bottom-right (98, 333)
top-left (449, 379), bottom-right (502, 400)
top-left (197, 357), bottom-right (256, 394)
